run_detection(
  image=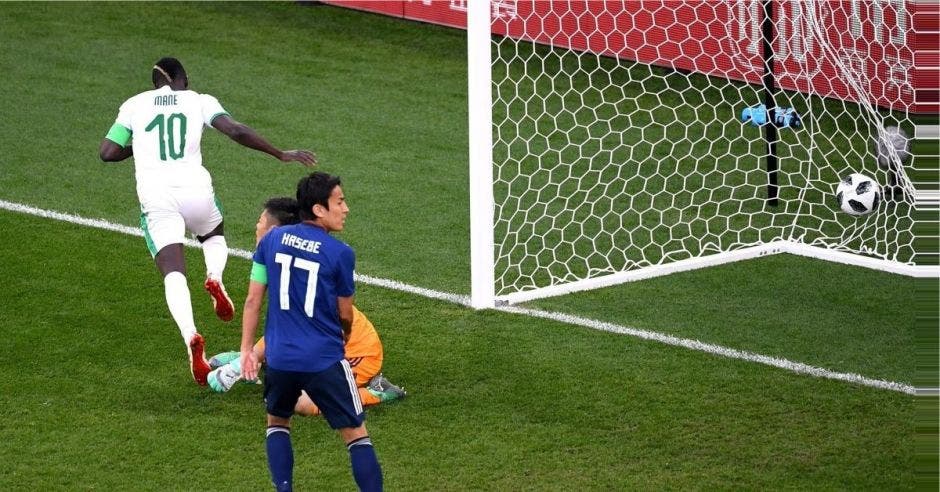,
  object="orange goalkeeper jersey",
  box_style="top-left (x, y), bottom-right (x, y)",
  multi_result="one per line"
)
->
top-left (255, 306), bottom-right (383, 365)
